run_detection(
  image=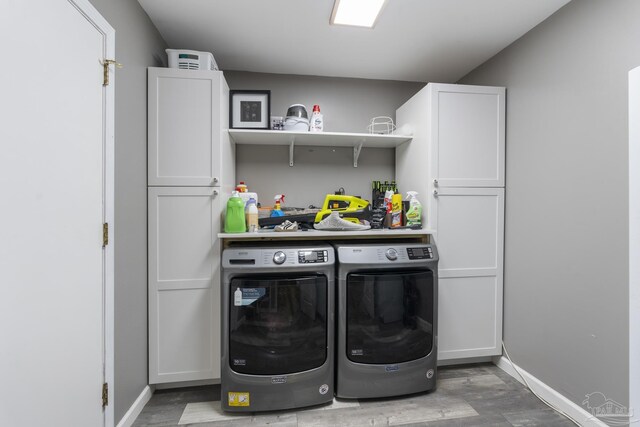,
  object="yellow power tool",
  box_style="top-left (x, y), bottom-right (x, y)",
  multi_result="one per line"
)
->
top-left (314, 194), bottom-right (370, 224)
